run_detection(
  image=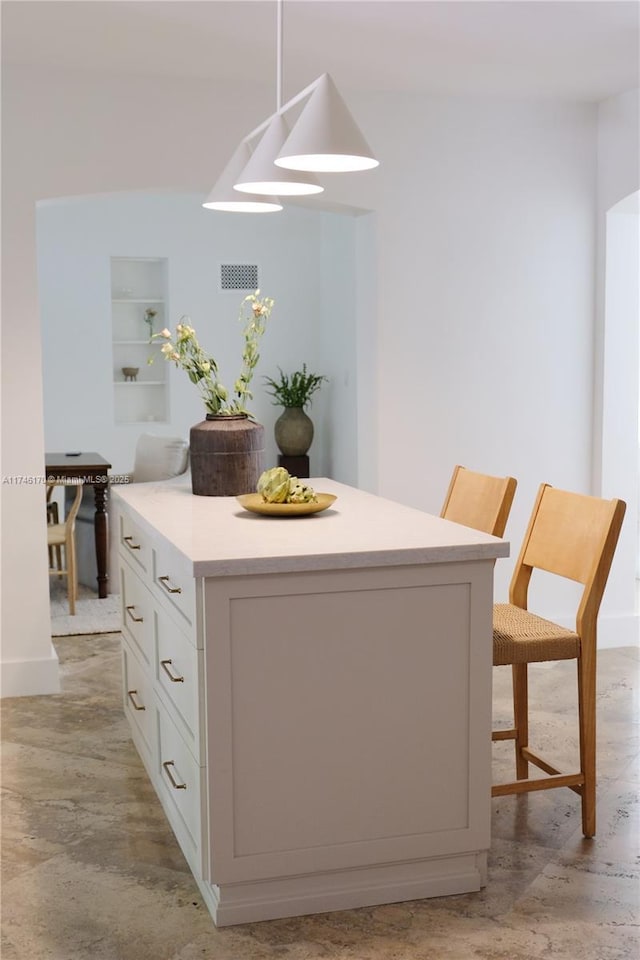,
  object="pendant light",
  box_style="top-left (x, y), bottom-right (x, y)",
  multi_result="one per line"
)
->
top-left (203, 1), bottom-right (378, 213)
top-left (202, 143), bottom-right (282, 213)
top-left (234, 115), bottom-right (323, 196)
top-left (275, 73), bottom-right (379, 173)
